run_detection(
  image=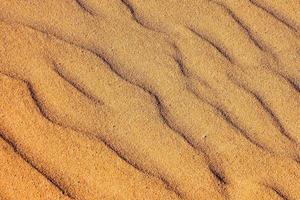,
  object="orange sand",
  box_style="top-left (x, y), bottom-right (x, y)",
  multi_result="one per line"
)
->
top-left (0, 0), bottom-right (299, 199)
